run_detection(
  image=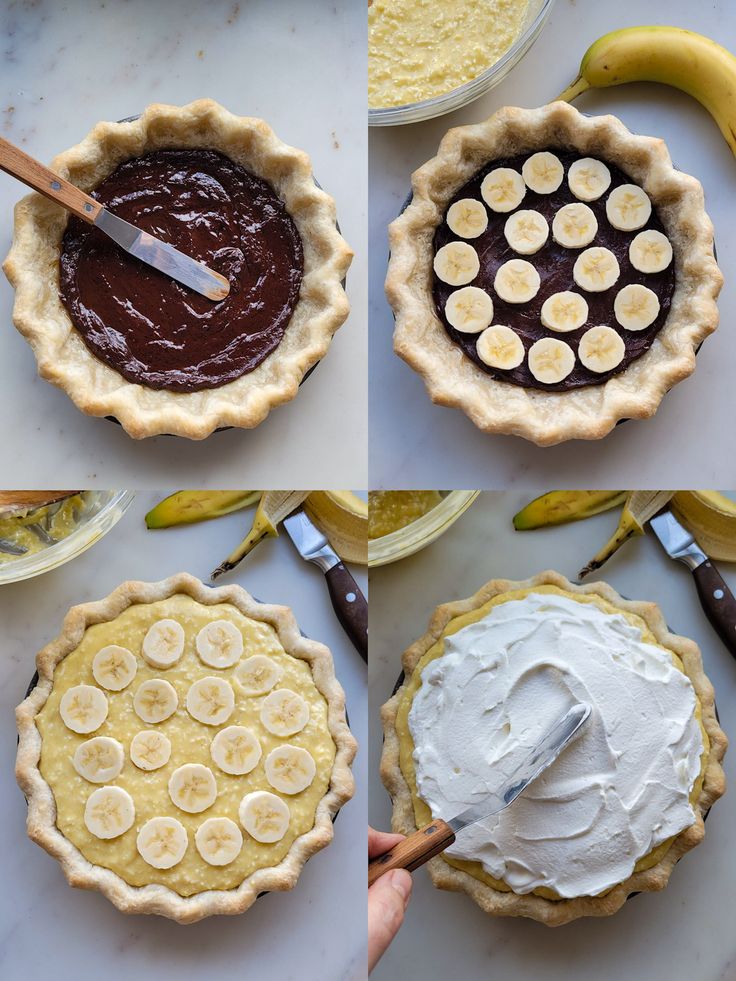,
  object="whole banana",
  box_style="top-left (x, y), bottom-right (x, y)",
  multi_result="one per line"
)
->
top-left (557, 26), bottom-right (736, 156)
